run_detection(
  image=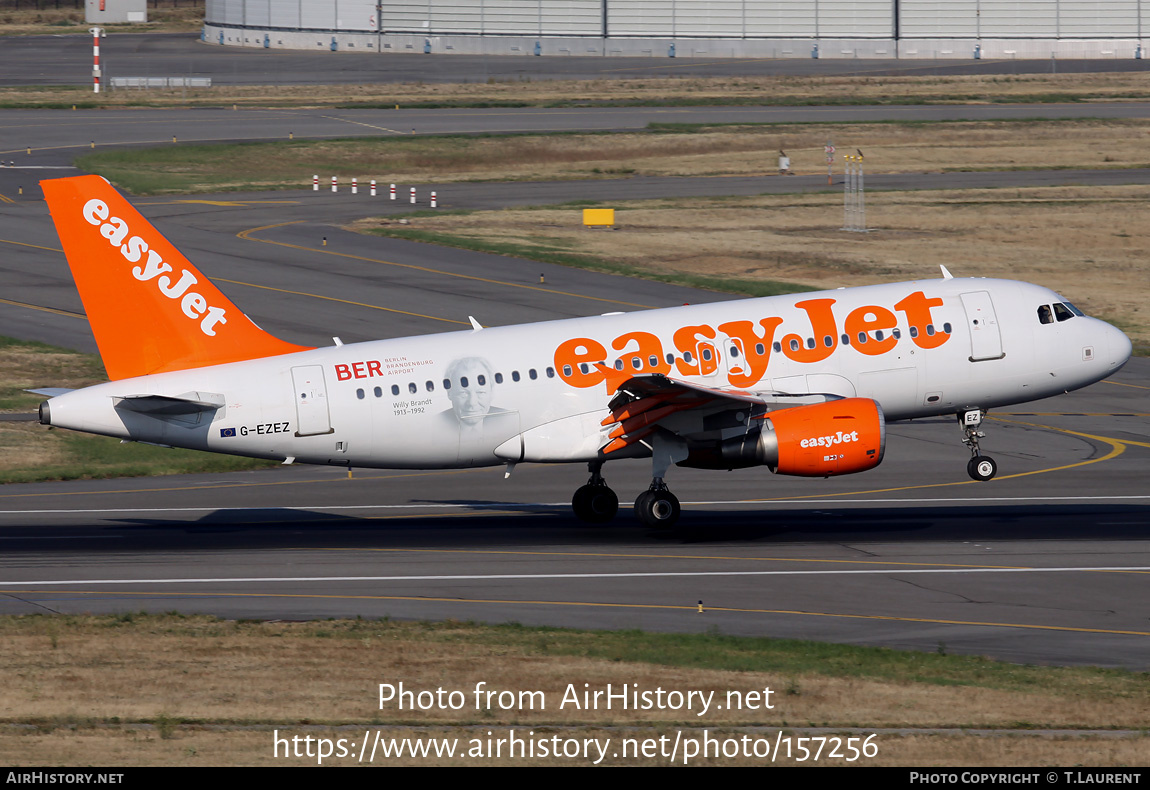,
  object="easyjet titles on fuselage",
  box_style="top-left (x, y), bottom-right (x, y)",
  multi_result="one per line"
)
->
top-left (81, 198), bottom-right (229, 337)
top-left (553, 291), bottom-right (952, 392)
